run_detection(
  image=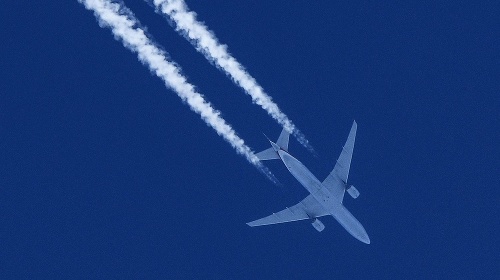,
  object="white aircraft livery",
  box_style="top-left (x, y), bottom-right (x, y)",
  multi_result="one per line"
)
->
top-left (248, 121), bottom-right (370, 244)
